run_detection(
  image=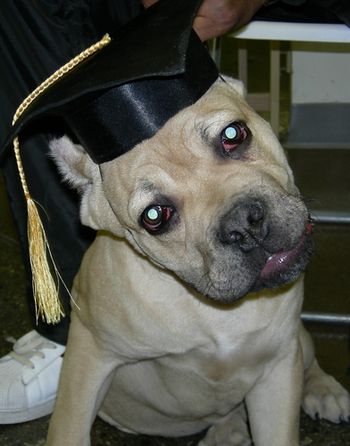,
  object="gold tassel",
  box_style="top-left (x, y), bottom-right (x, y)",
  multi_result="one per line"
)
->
top-left (27, 199), bottom-right (64, 324)
top-left (13, 137), bottom-right (63, 324)
top-left (11, 34), bottom-right (111, 324)
top-left (26, 199), bottom-right (64, 324)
